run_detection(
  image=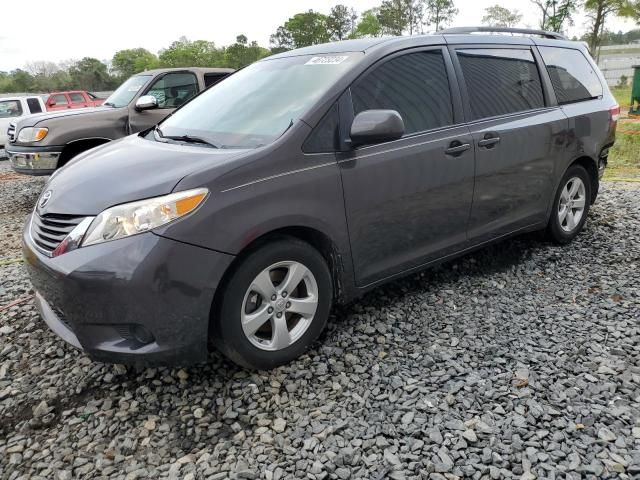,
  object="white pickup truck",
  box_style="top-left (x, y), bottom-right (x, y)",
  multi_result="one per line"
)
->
top-left (0, 96), bottom-right (47, 158)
